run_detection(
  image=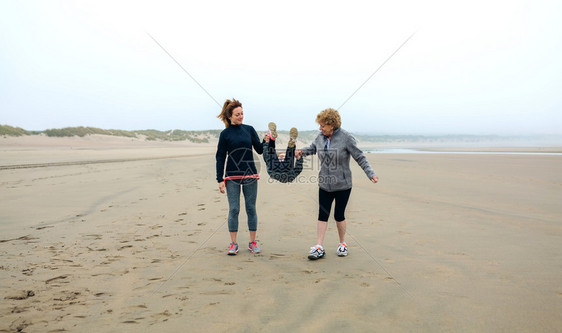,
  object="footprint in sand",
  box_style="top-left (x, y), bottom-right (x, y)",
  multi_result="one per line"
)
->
top-left (9, 318), bottom-right (30, 332)
top-left (5, 290), bottom-right (35, 300)
top-left (53, 290), bottom-right (81, 302)
top-left (198, 204), bottom-right (206, 211)
top-left (35, 225), bottom-right (54, 230)
top-left (100, 205), bottom-right (113, 212)
top-left (83, 234), bottom-right (103, 240)
top-left (200, 291), bottom-right (233, 295)
top-left (45, 275), bottom-right (69, 284)
top-left (87, 247), bottom-right (107, 252)
top-left (0, 235), bottom-right (39, 243)
top-left (269, 253), bottom-right (285, 260)
top-left (151, 310), bottom-right (172, 322)
top-left (11, 306), bottom-right (29, 313)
